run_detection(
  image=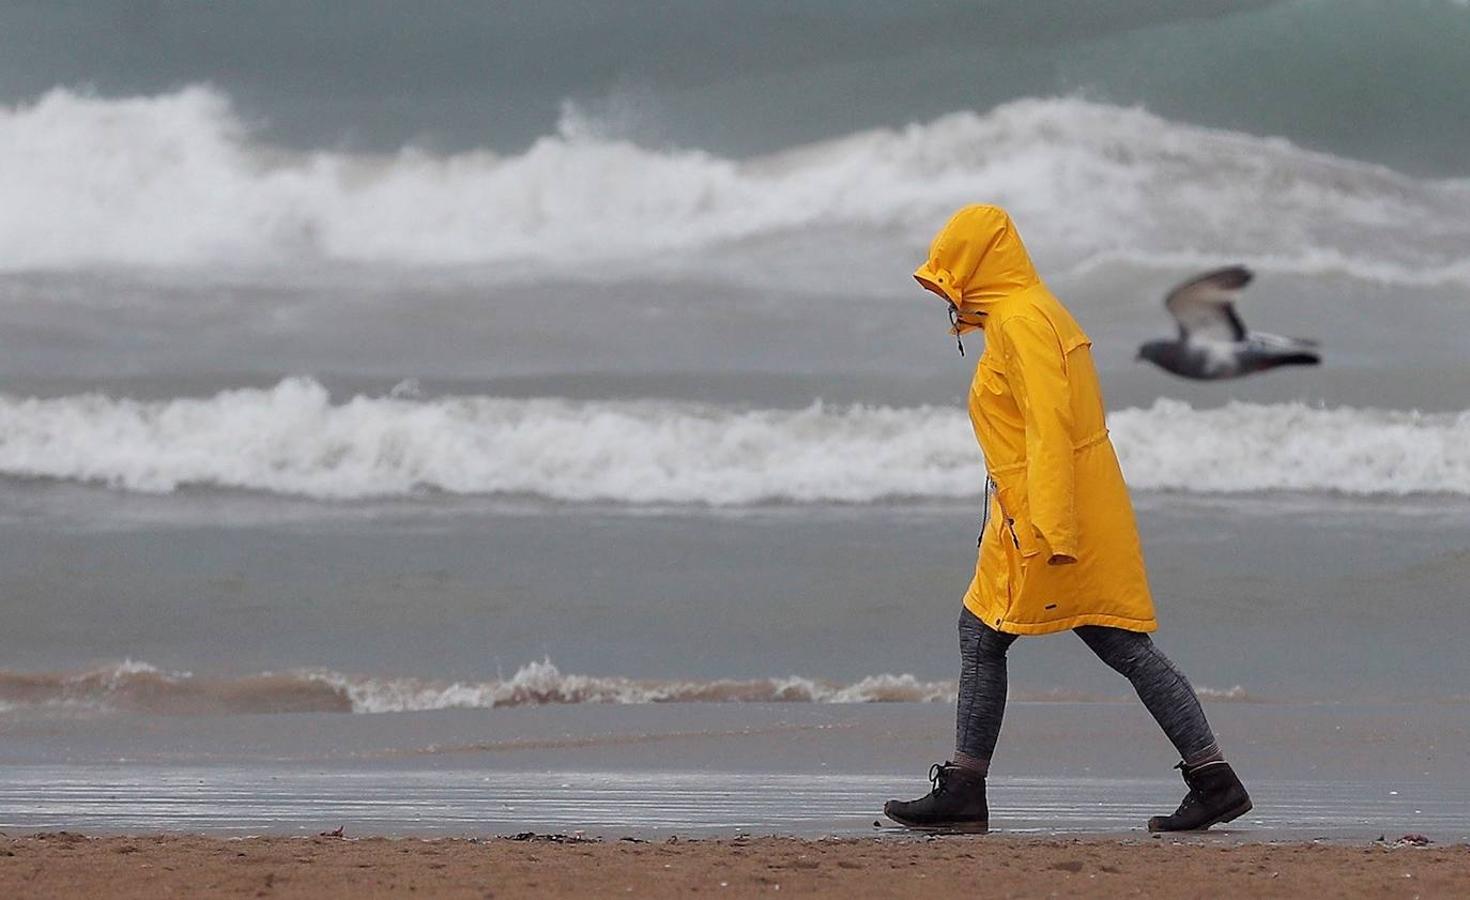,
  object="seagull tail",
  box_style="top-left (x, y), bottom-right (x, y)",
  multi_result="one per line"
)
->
top-left (1264, 351), bottom-right (1322, 369)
